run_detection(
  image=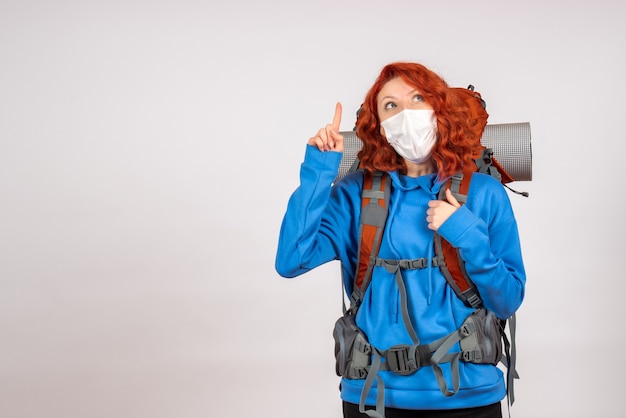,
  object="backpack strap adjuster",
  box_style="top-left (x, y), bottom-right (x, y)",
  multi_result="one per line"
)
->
top-left (462, 349), bottom-right (483, 362)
